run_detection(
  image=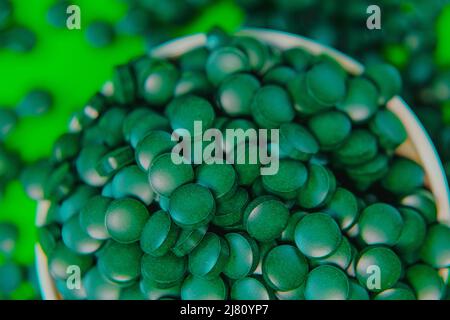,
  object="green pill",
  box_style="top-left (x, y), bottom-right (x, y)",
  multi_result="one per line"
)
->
top-left (96, 146), bottom-right (134, 176)
top-left (370, 109), bottom-right (407, 150)
top-left (16, 89), bottom-right (53, 117)
top-left (280, 211), bottom-right (306, 242)
top-left (139, 61), bottom-right (179, 106)
top-left (262, 159), bottom-right (308, 200)
top-left (405, 264), bottom-right (445, 300)
top-left (346, 153), bottom-right (389, 185)
top-left (140, 210), bottom-right (179, 257)
top-left (196, 163), bottom-right (237, 199)
top-left (223, 232), bottom-right (259, 280)
top-left (294, 212), bottom-right (342, 259)
top-left (52, 133), bottom-right (81, 163)
top-left (217, 73), bottom-right (260, 116)
top-left (76, 145), bottom-right (110, 187)
top-left (381, 158), bottom-right (425, 195)
top-left (304, 265), bottom-right (350, 300)
top-left (358, 203), bottom-right (403, 246)
top-left (179, 47), bottom-right (209, 72)
top-left (323, 187), bottom-right (359, 230)
top-left (0, 108), bottom-right (17, 140)
top-left (334, 129), bottom-right (378, 166)
top-left (243, 197), bottom-right (289, 242)
top-left (79, 195), bottom-right (112, 240)
top-left (148, 153), bottom-right (194, 197)
top-left (0, 262), bottom-right (23, 294)
top-left (420, 224), bottom-right (450, 268)
top-left (308, 110), bottom-right (352, 150)
top-left (122, 108), bottom-right (153, 142)
top-left (400, 189), bottom-right (437, 224)
top-left (128, 111), bottom-right (170, 149)
top-left (55, 279), bottom-right (87, 300)
top-left (373, 285), bottom-right (416, 300)
top-left (181, 275), bottom-right (227, 300)
top-left (348, 280), bottom-right (369, 300)
top-left (288, 73), bottom-right (327, 115)
top-left (44, 162), bottom-right (76, 202)
top-left (283, 47), bottom-right (313, 72)
top-left (365, 63), bottom-right (402, 104)
top-left (83, 267), bottom-right (121, 300)
top-left (62, 215), bottom-right (103, 255)
top-left (86, 21), bottom-right (115, 48)
top-left (231, 277), bottom-right (270, 300)
top-left (175, 70), bottom-right (211, 96)
top-left (213, 188), bottom-right (249, 227)
top-left (263, 65), bottom-right (296, 87)
top-left (105, 198), bottom-right (149, 244)
top-left (139, 277), bottom-right (181, 300)
top-left (2, 26), bottom-right (36, 53)
top-left (46, 1), bottom-right (70, 28)
top-left (279, 123), bottom-right (319, 161)
top-left (135, 131), bottom-right (176, 171)
top-left (169, 183), bottom-right (215, 229)
top-left (98, 107), bottom-right (127, 147)
top-left (120, 284), bottom-right (146, 300)
top-left (395, 208), bottom-right (426, 254)
top-left (297, 164), bottom-right (336, 209)
top-left (189, 233), bottom-right (229, 278)
top-left (0, 222), bottom-right (18, 256)
top-left (167, 95), bottom-right (215, 136)
top-left (262, 245), bottom-right (308, 291)
top-left (312, 236), bottom-right (353, 270)
top-left (337, 76), bottom-right (379, 124)
top-left (97, 241), bottom-right (143, 285)
top-left (275, 283), bottom-right (306, 300)
top-left (172, 225), bottom-right (208, 257)
top-left (141, 252), bottom-right (186, 288)
top-left (48, 243), bottom-right (93, 280)
top-left (306, 60), bottom-right (347, 106)
top-left (111, 165), bottom-right (154, 205)
top-left (356, 246), bottom-right (402, 292)
top-left (233, 36), bottom-right (269, 71)
top-left (251, 85), bottom-right (295, 128)
top-left (206, 46), bottom-right (249, 85)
